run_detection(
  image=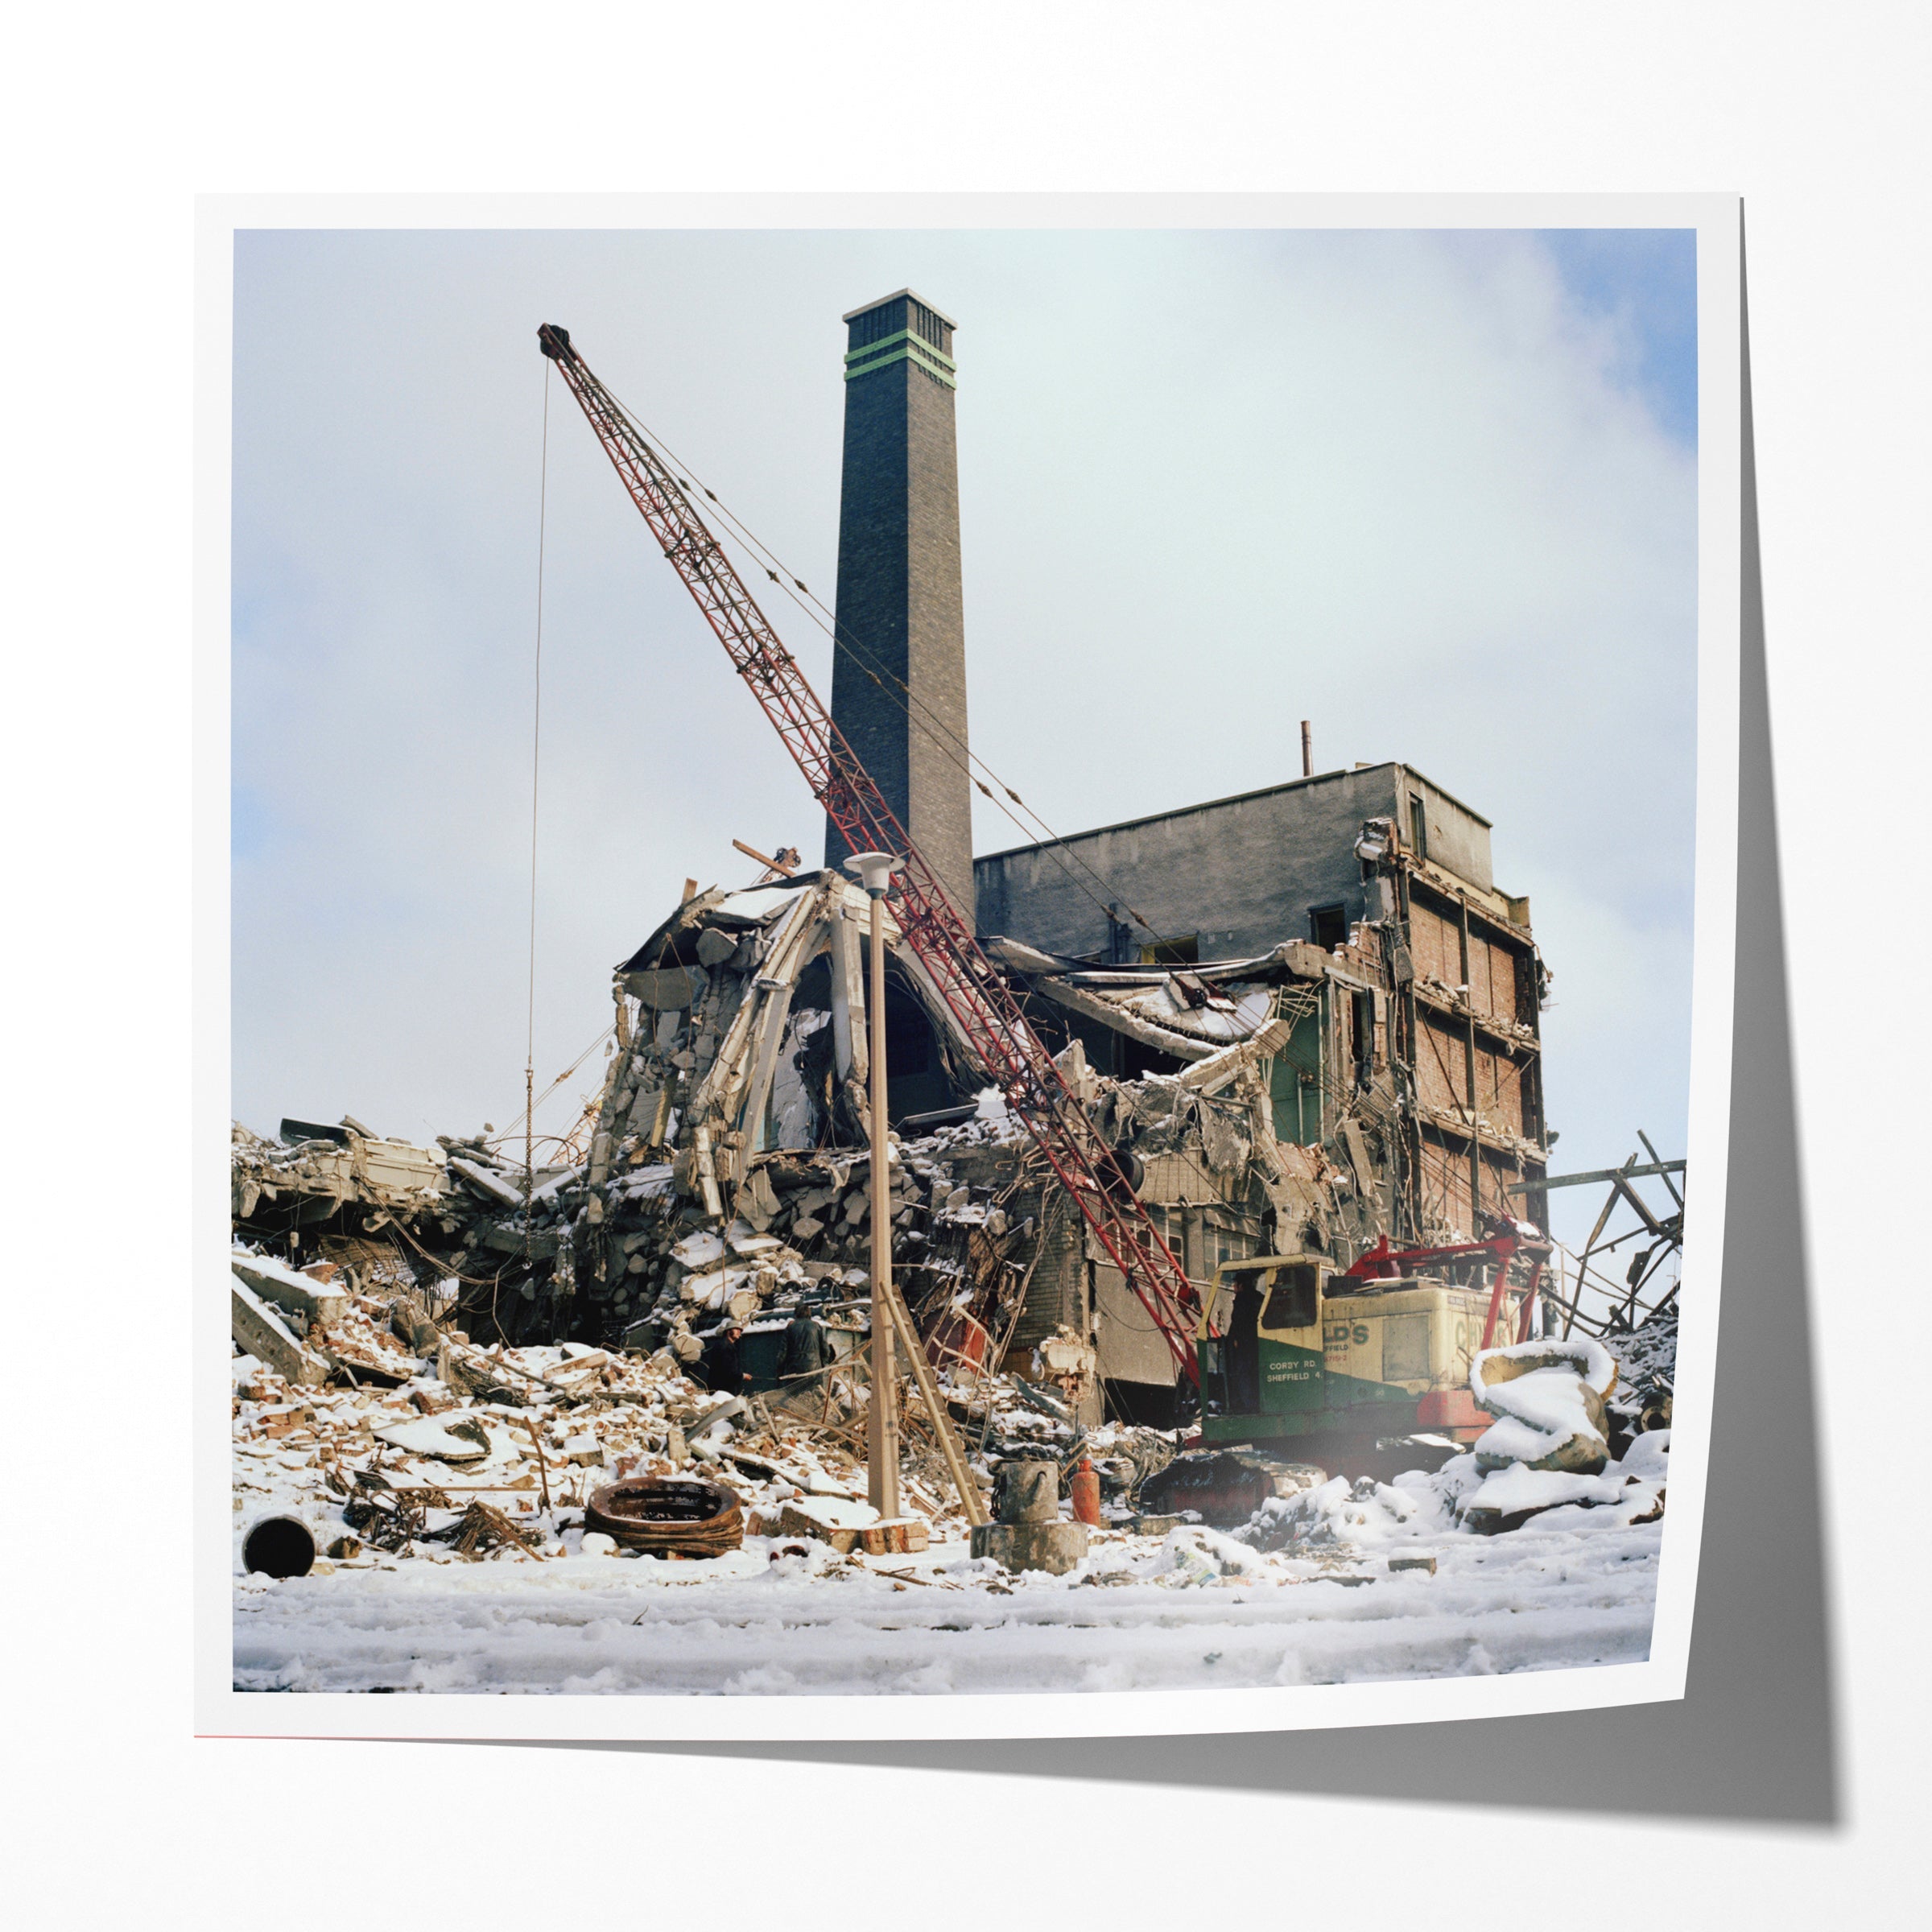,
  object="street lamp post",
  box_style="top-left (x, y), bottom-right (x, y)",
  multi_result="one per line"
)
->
top-left (844, 851), bottom-right (902, 1520)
